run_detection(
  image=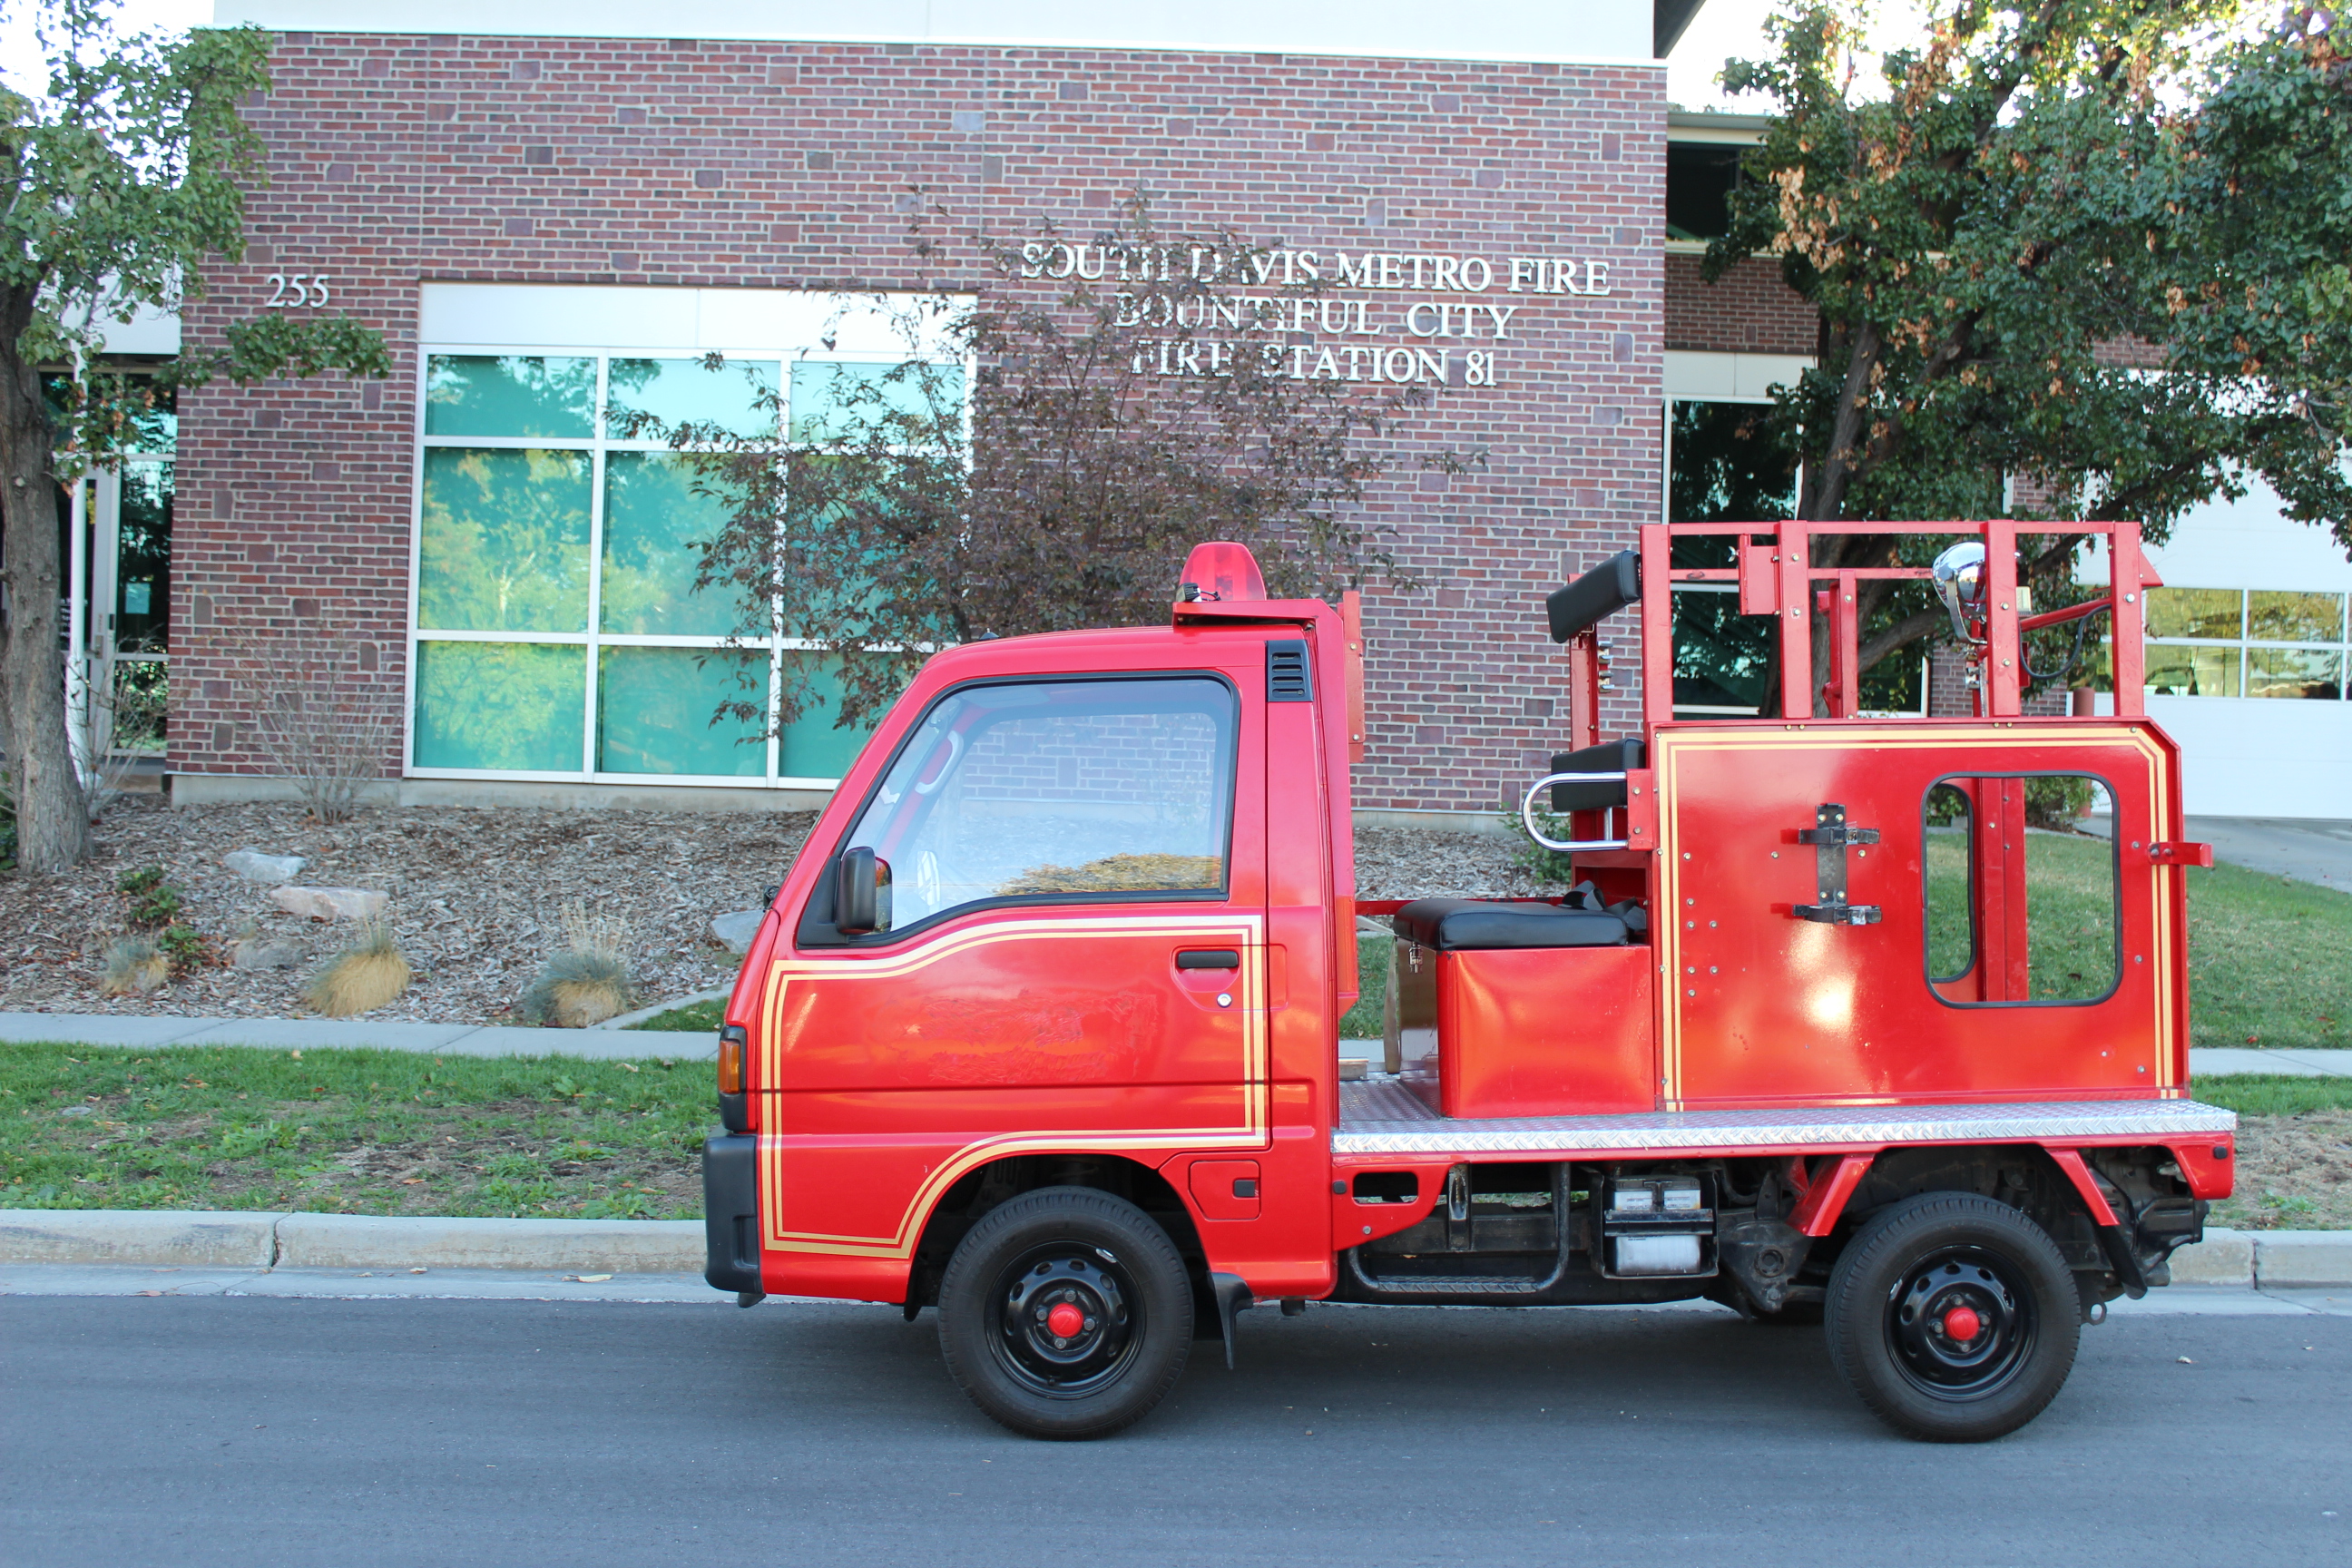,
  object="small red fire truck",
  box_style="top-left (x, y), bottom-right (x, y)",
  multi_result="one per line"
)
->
top-left (701, 518), bottom-right (2232, 1443)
